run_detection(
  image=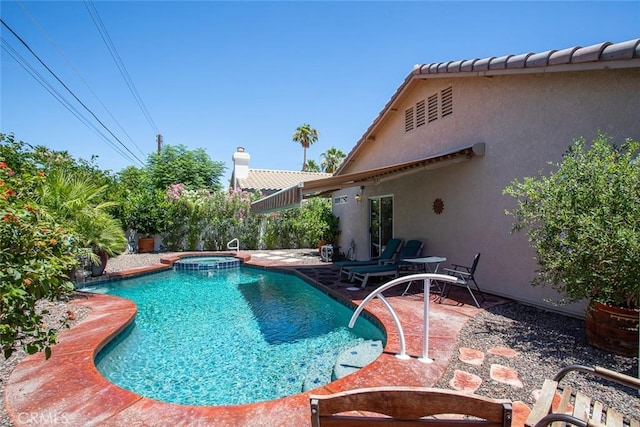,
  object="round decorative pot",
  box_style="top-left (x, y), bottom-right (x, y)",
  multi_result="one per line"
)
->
top-left (585, 301), bottom-right (639, 357)
top-left (138, 237), bottom-right (154, 253)
top-left (90, 250), bottom-right (109, 277)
